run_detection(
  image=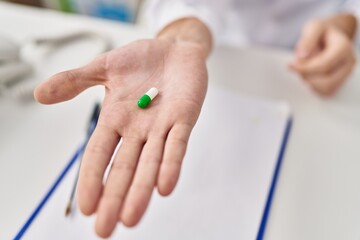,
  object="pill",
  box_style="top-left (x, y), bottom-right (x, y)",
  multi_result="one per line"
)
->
top-left (137, 87), bottom-right (158, 108)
